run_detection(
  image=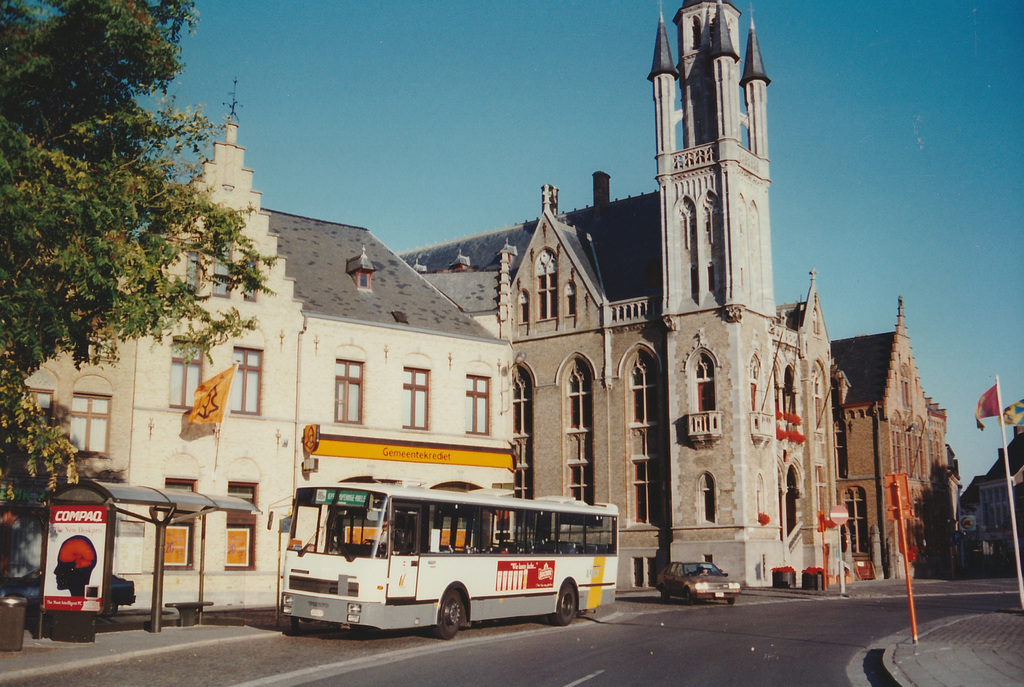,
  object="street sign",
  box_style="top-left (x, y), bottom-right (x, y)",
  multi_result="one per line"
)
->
top-left (828, 504), bottom-right (850, 526)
